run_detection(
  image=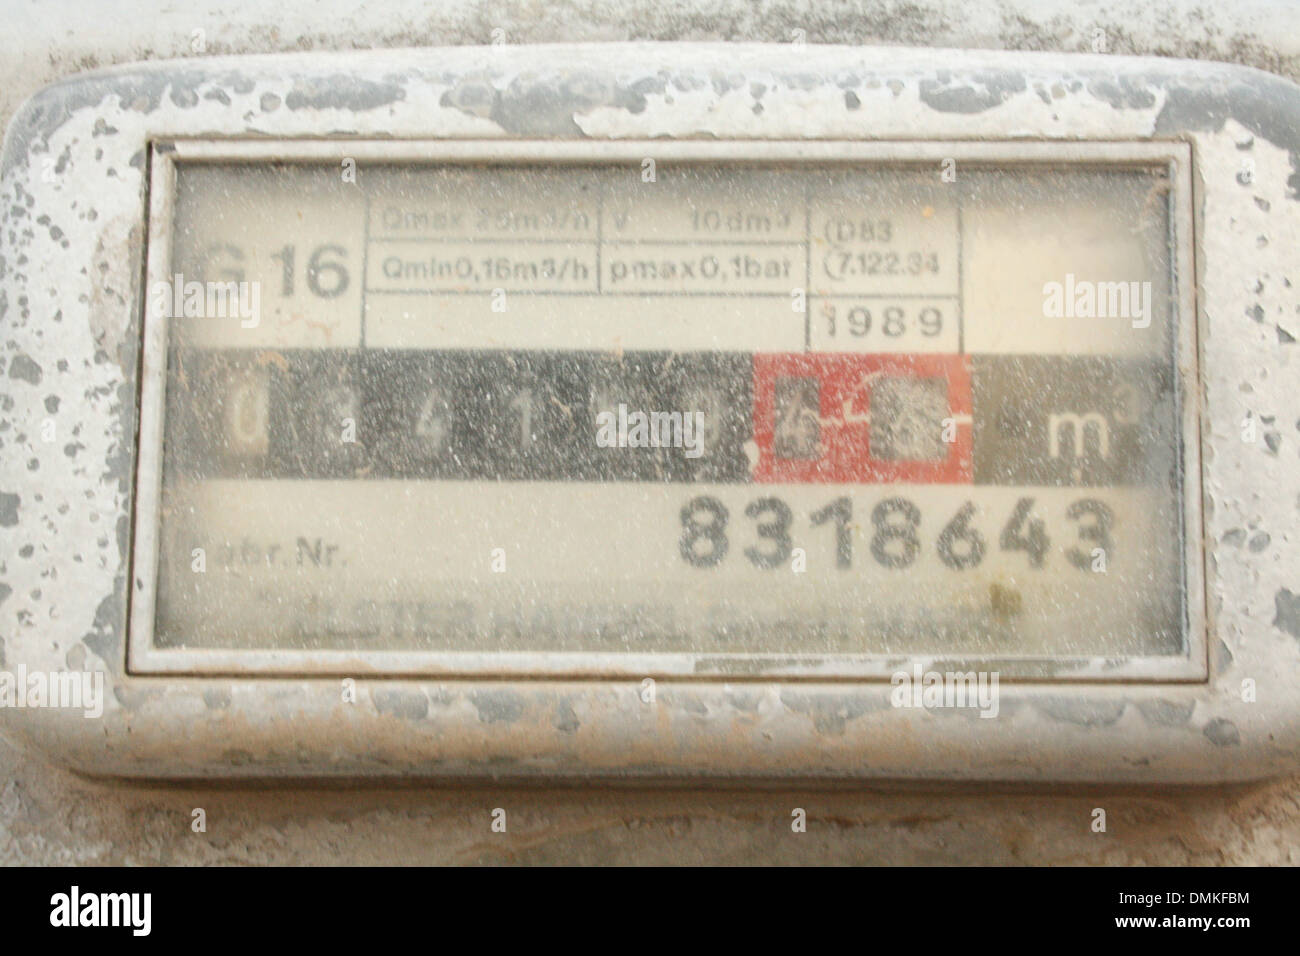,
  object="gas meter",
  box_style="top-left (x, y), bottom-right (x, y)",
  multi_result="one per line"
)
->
top-left (1, 44), bottom-right (1298, 781)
